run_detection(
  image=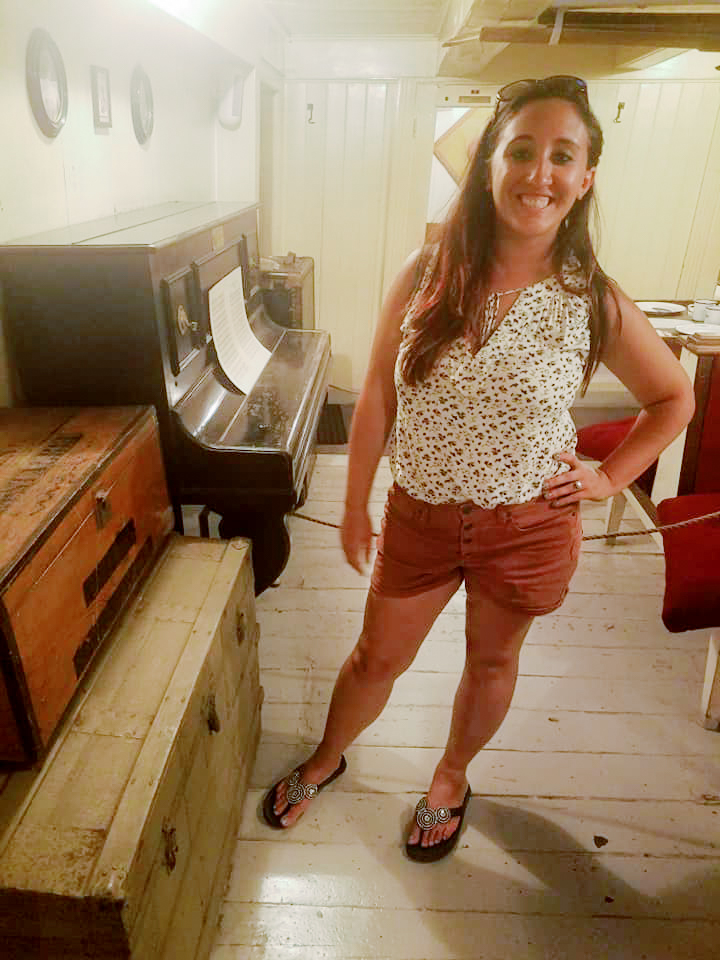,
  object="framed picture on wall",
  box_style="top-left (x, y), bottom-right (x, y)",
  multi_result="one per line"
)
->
top-left (91, 65), bottom-right (112, 128)
top-left (130, 65), bottom-right (153, 145)
top-left (26, 29), bottom-right (68, 138)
